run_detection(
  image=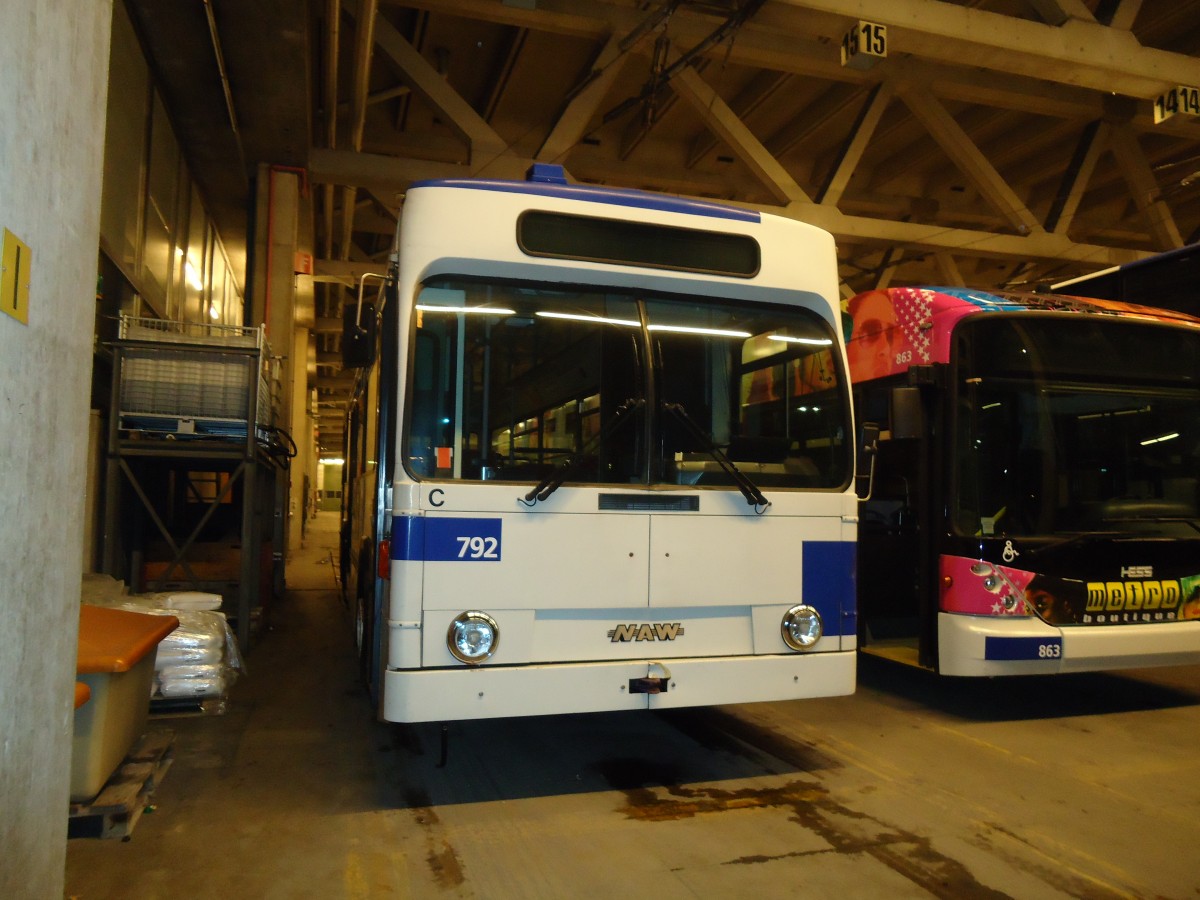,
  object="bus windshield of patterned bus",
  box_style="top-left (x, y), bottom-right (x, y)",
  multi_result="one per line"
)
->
top-left (952, 316), bottom-right (1200, 538)
top-left (405, 277), bottom-right (850, 490)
